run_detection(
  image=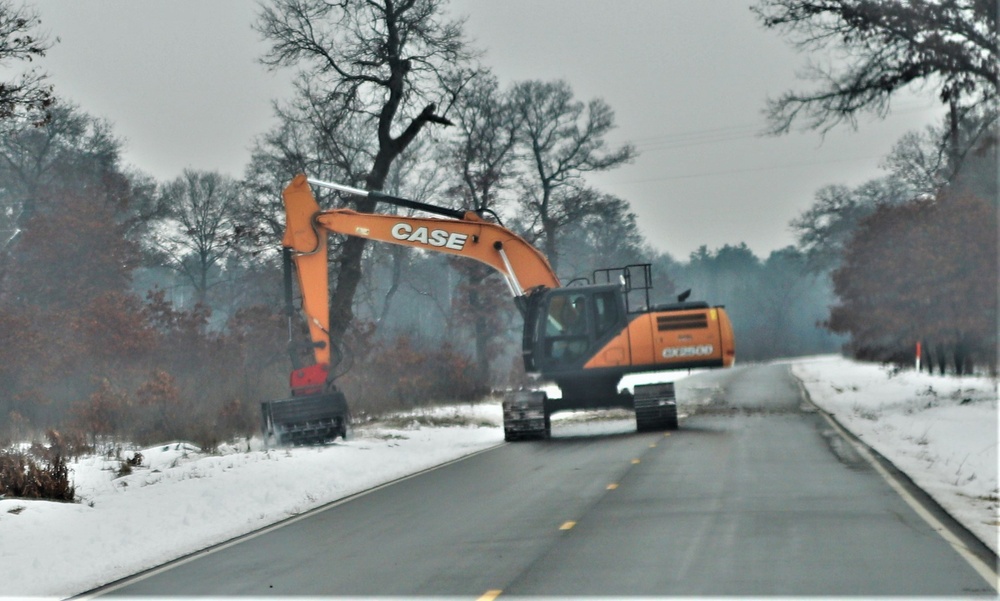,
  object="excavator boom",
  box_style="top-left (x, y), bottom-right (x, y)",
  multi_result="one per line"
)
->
top-left (282, 174), bottom-right (559, 368)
